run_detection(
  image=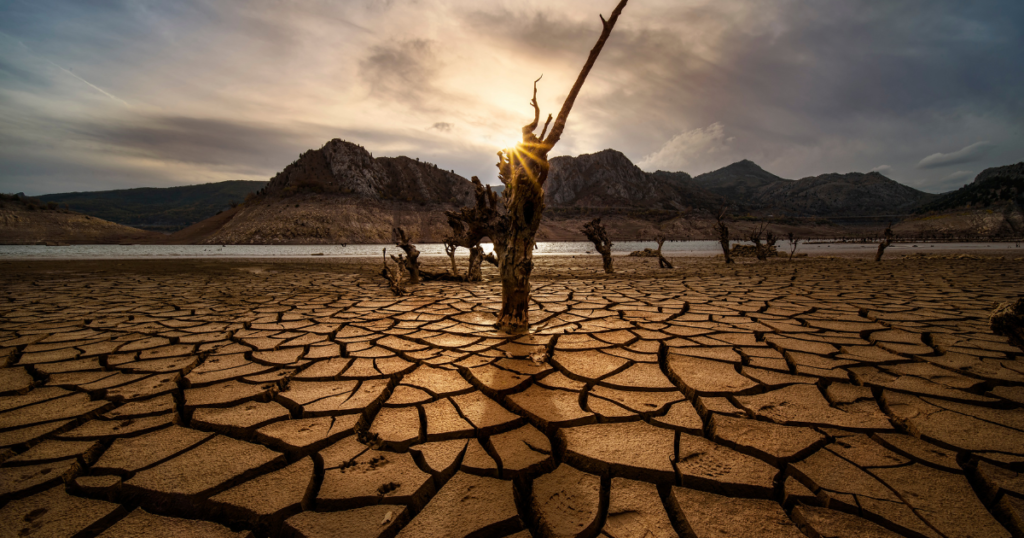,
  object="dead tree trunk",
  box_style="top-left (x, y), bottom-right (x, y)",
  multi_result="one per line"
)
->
top-left (446, 177), bottom-right (501, 282)
top-left (467, 246), bottom-right (484, 281)
top-left (448, 0), bottom-right (629, 333)
top-left (582, 218), bottom-right (614, 273)
top-left (749, 222), bottom-right (767, 261)
top-left (656, 235), bottom-right (673, 269)
top-left (716, 208), bottom-right (733, 264)
top-left (380, 248), bottom-right (405, 296)
top-left (443, 235), bottom-right (459, 277)
top-left (875, 223), bottom-right (894, 262)
top-left (787, 232), bottom-right (800, 261)
top-left (991, 297), bottom-right (1024, 349)
top-left (391, 227), bottom-right (421, 283)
